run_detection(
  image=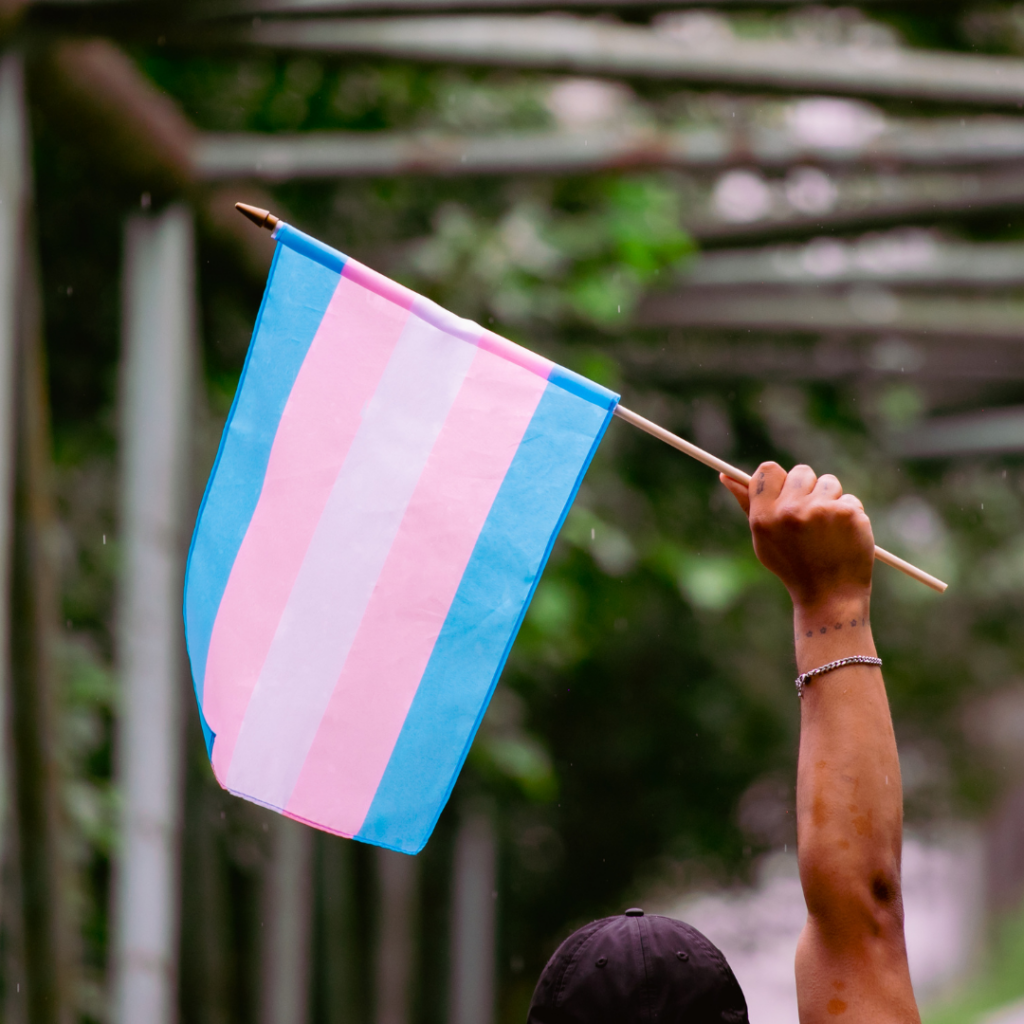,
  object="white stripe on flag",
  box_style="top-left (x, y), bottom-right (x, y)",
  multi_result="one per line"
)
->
top-left (226, 314), bottom-right (477, 808)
